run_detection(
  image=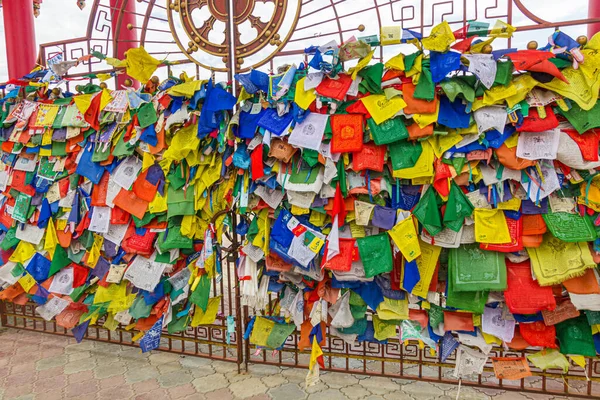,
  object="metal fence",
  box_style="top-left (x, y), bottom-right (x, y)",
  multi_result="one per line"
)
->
top-left (3, 261), bottom-right (600, 398)
top-left (0, 211), bottom-right (244, 371)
